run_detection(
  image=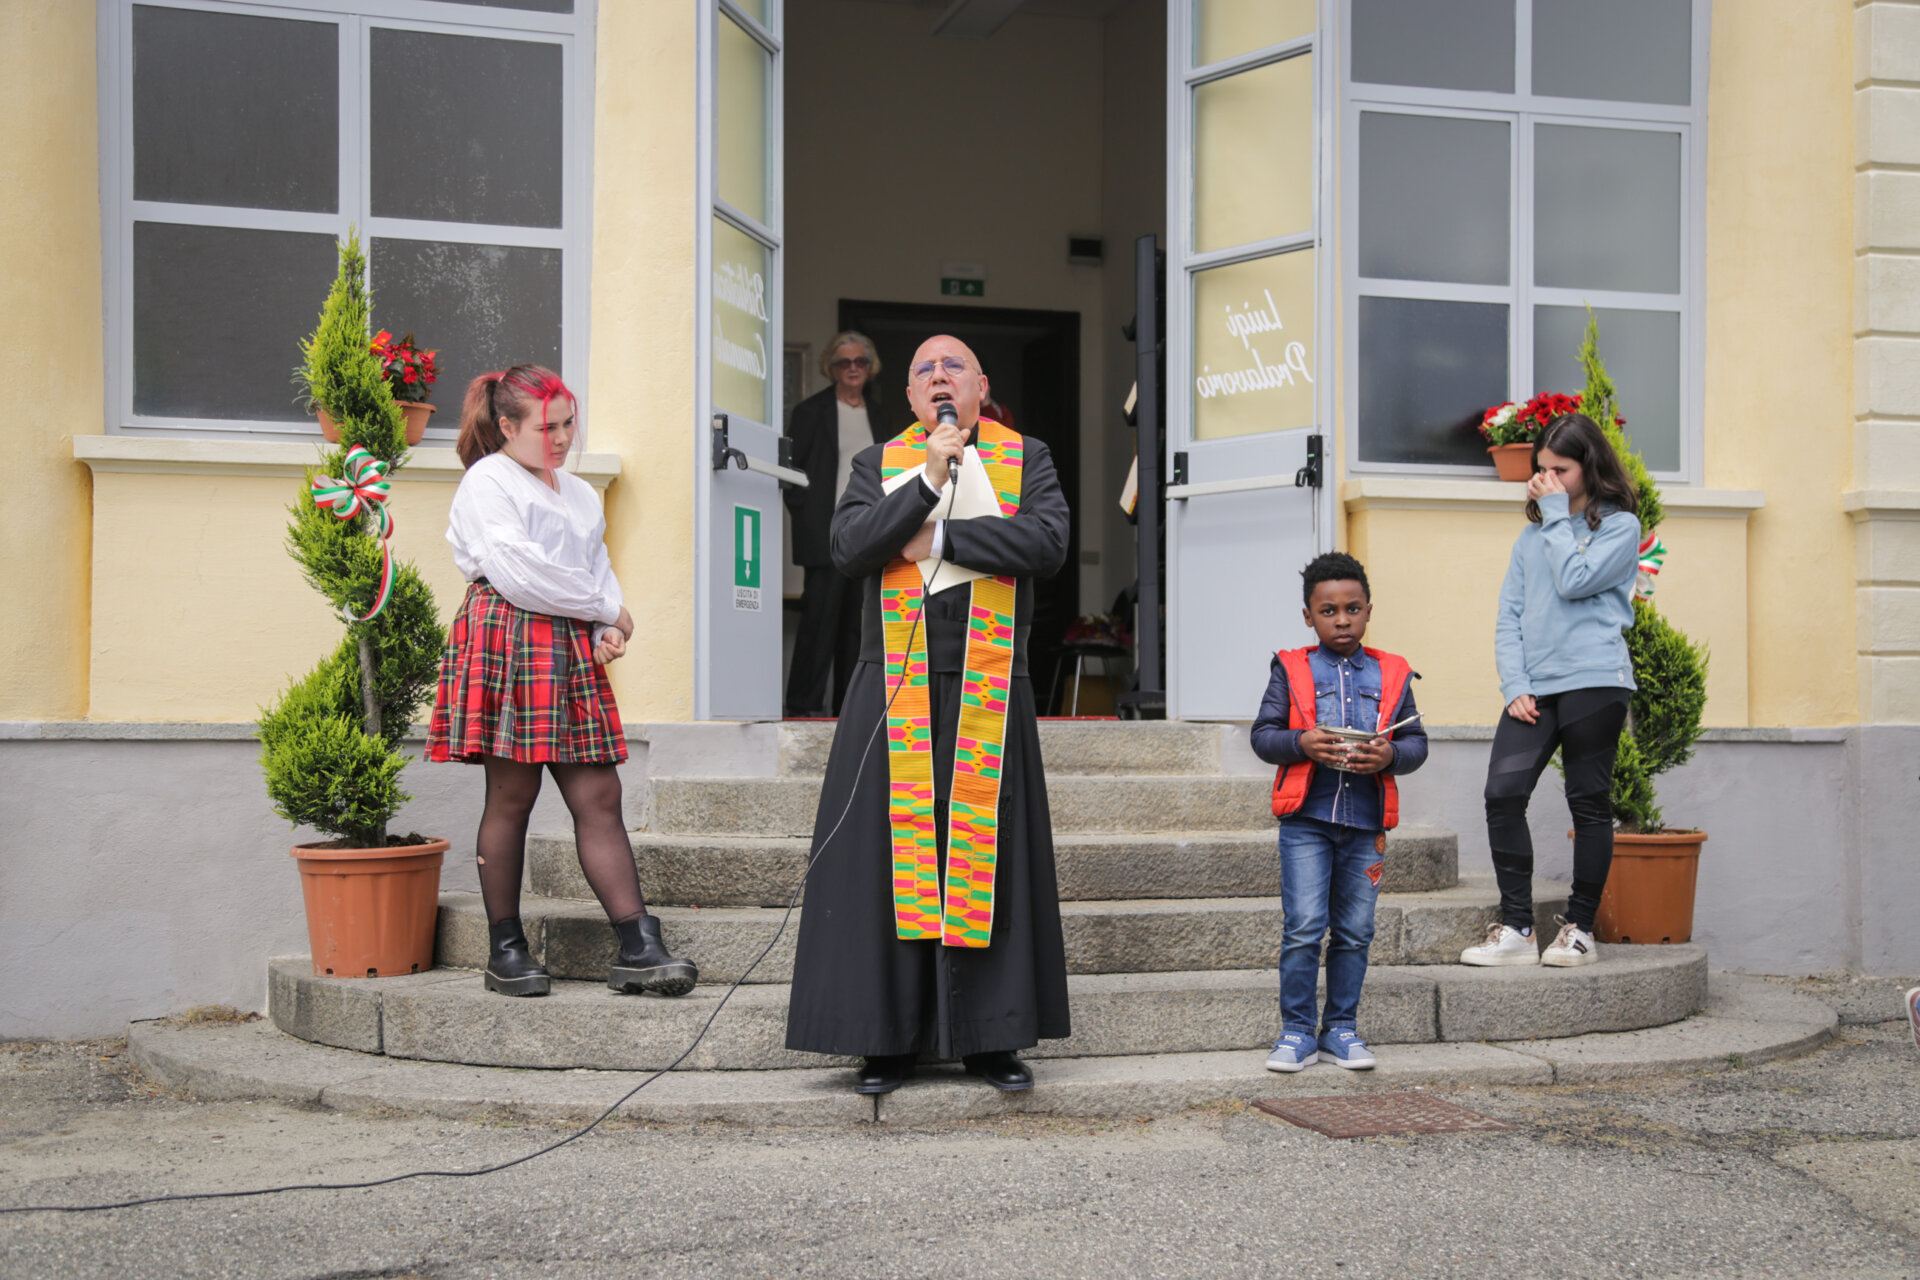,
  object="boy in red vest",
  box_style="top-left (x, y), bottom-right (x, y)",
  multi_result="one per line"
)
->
top-left (1250, 552), bottom-right (1427, 1072)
